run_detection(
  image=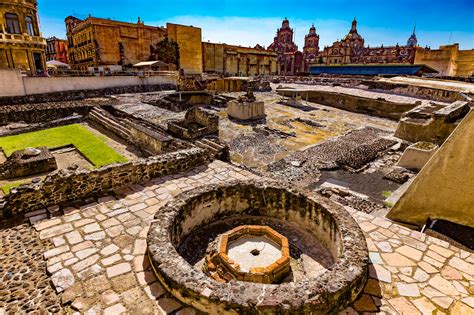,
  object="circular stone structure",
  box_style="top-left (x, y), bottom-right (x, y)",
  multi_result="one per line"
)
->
top-left (203, 225), bottom-right (291, 284)
top-left (147, 180), bottom-right (368, 314)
